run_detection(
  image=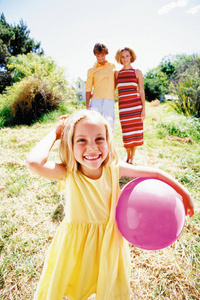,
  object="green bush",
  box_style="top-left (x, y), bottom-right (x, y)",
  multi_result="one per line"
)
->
top-left (0, 72), bottom-right (12, 93)
top-left (0, 53), bottom-right (76, 126)
top-left (7, 53), bottom-right (61, 84)
top-left (144, 54), bottom-right (200, 116)
top-left (10, 77), bottom-right (62, 125)
top-left (144, 68), bottom-right (168, 101)
top-left (169, 70), bottom-right (200, 117)
top-left (156, 114), bottom-right (200, 142)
